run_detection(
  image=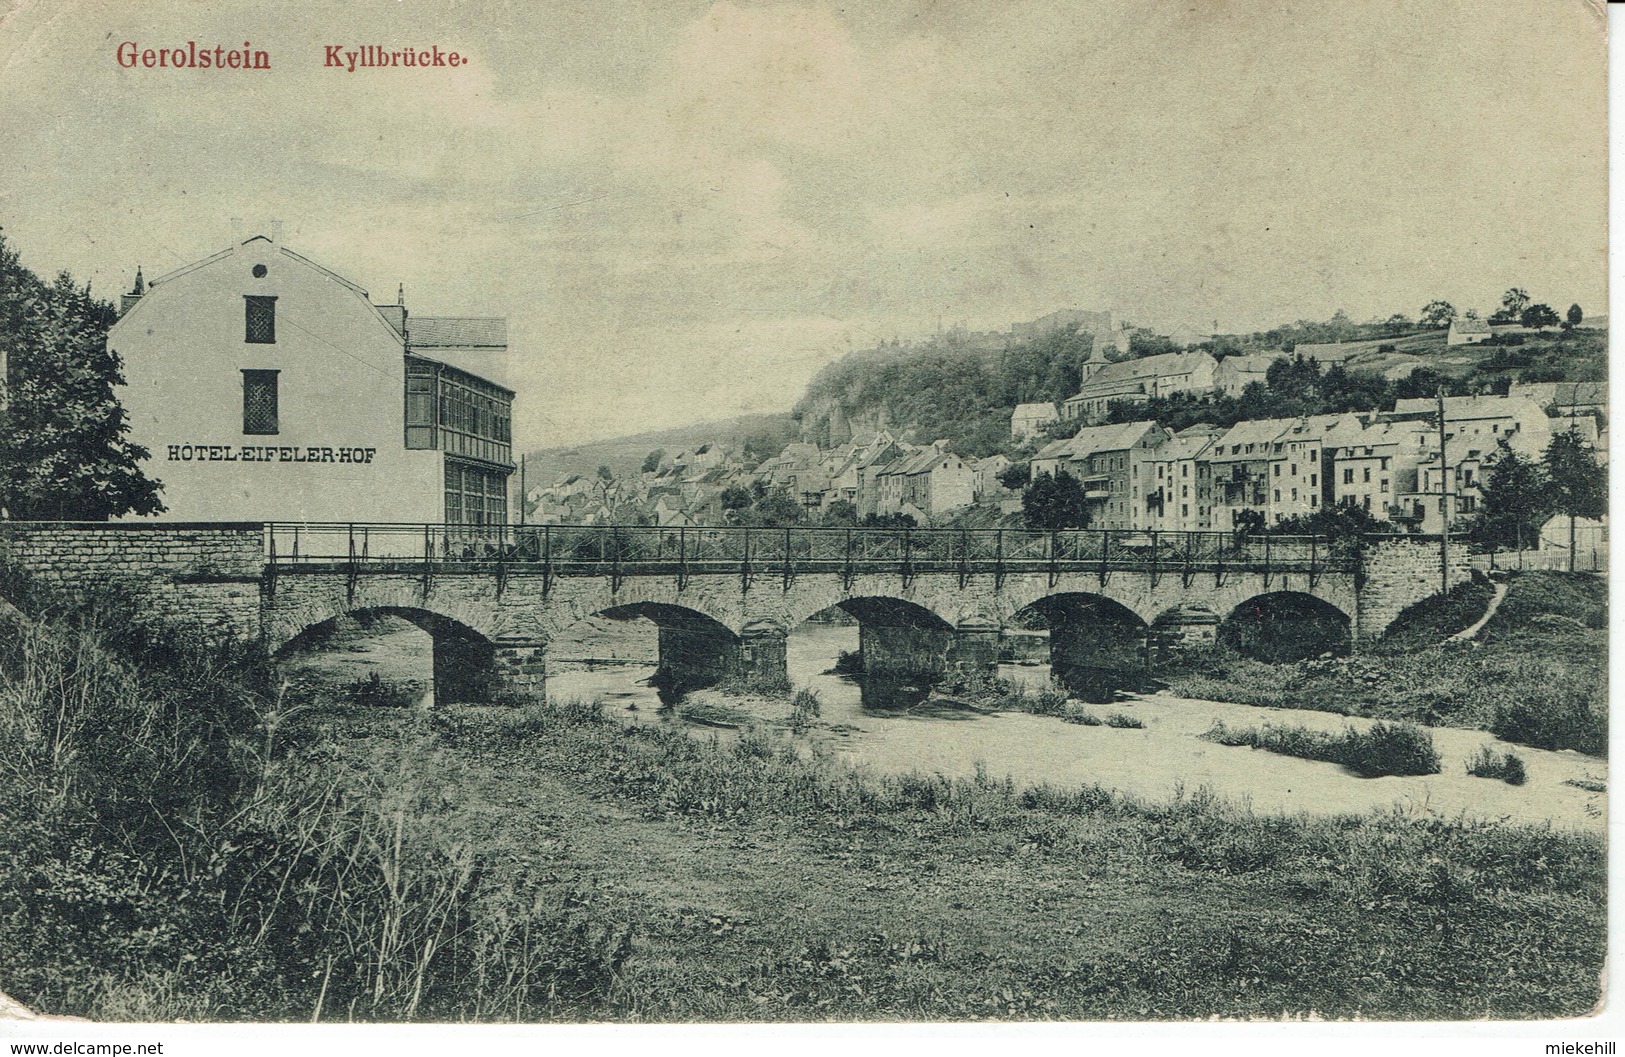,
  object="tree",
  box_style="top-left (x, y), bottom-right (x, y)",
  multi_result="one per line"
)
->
top-left (1420, 300), bottom-right (1456, 329)
top-left (0, 236), bottom-right (164, 520)
top-left (824, 499), bottom-right (857, 524)
top-left (1519, 303), bottom-right (1561, 331)
top-left (596, 463), bottom-right (614, 481)
top-left (1472, 445), bottom-right (1547, 552)
top-left (996, 461), bottom-right (1030, 490)
top-left (720, 485), bottom-right (752, 512)
top-left (1567, 303), bottom-right (1584, 328)
top-left (1021, 470), bottom-right (1090, 531)
top-left (1495, 287), bottom-right (1531, 323)
top-left (641, 448), bottom-right (665, 474)
top-left (1543, 428), bottom-right (1607, 571)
